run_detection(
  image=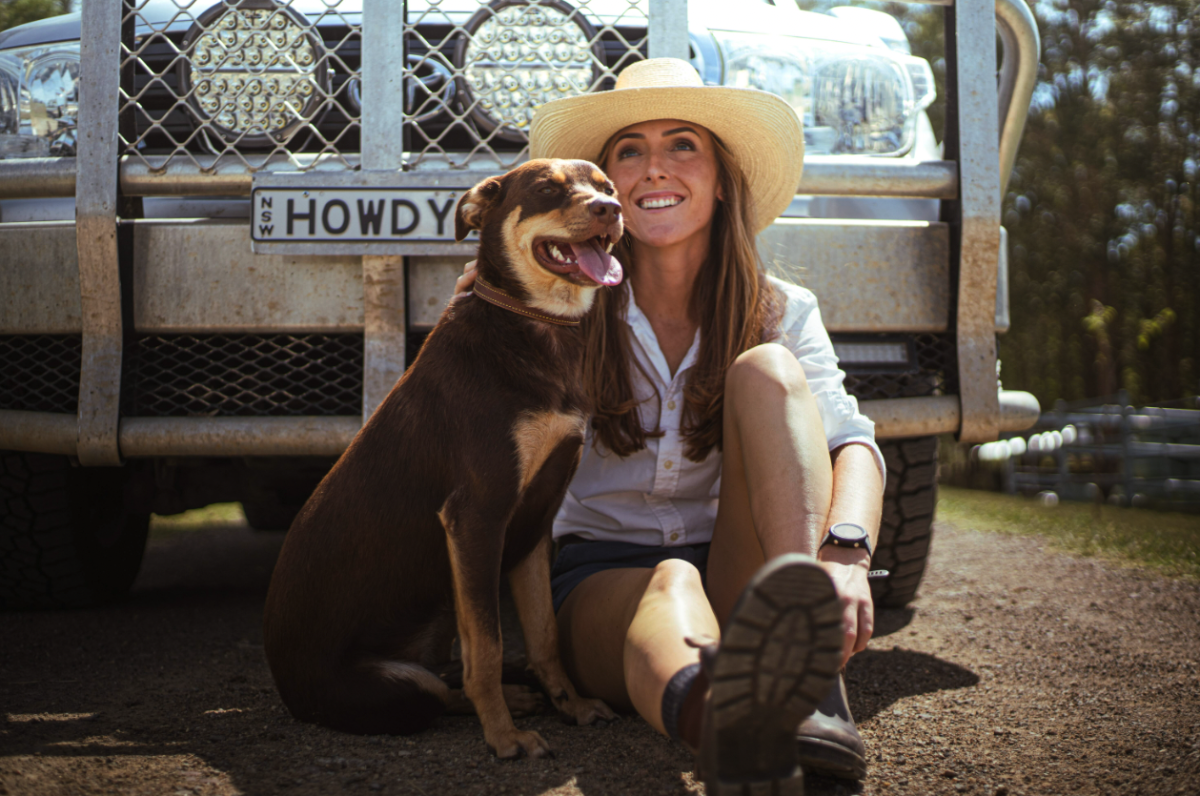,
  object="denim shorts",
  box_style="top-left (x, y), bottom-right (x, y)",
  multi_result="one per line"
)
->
top-left (550, 537), bottom-right (711, 613)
